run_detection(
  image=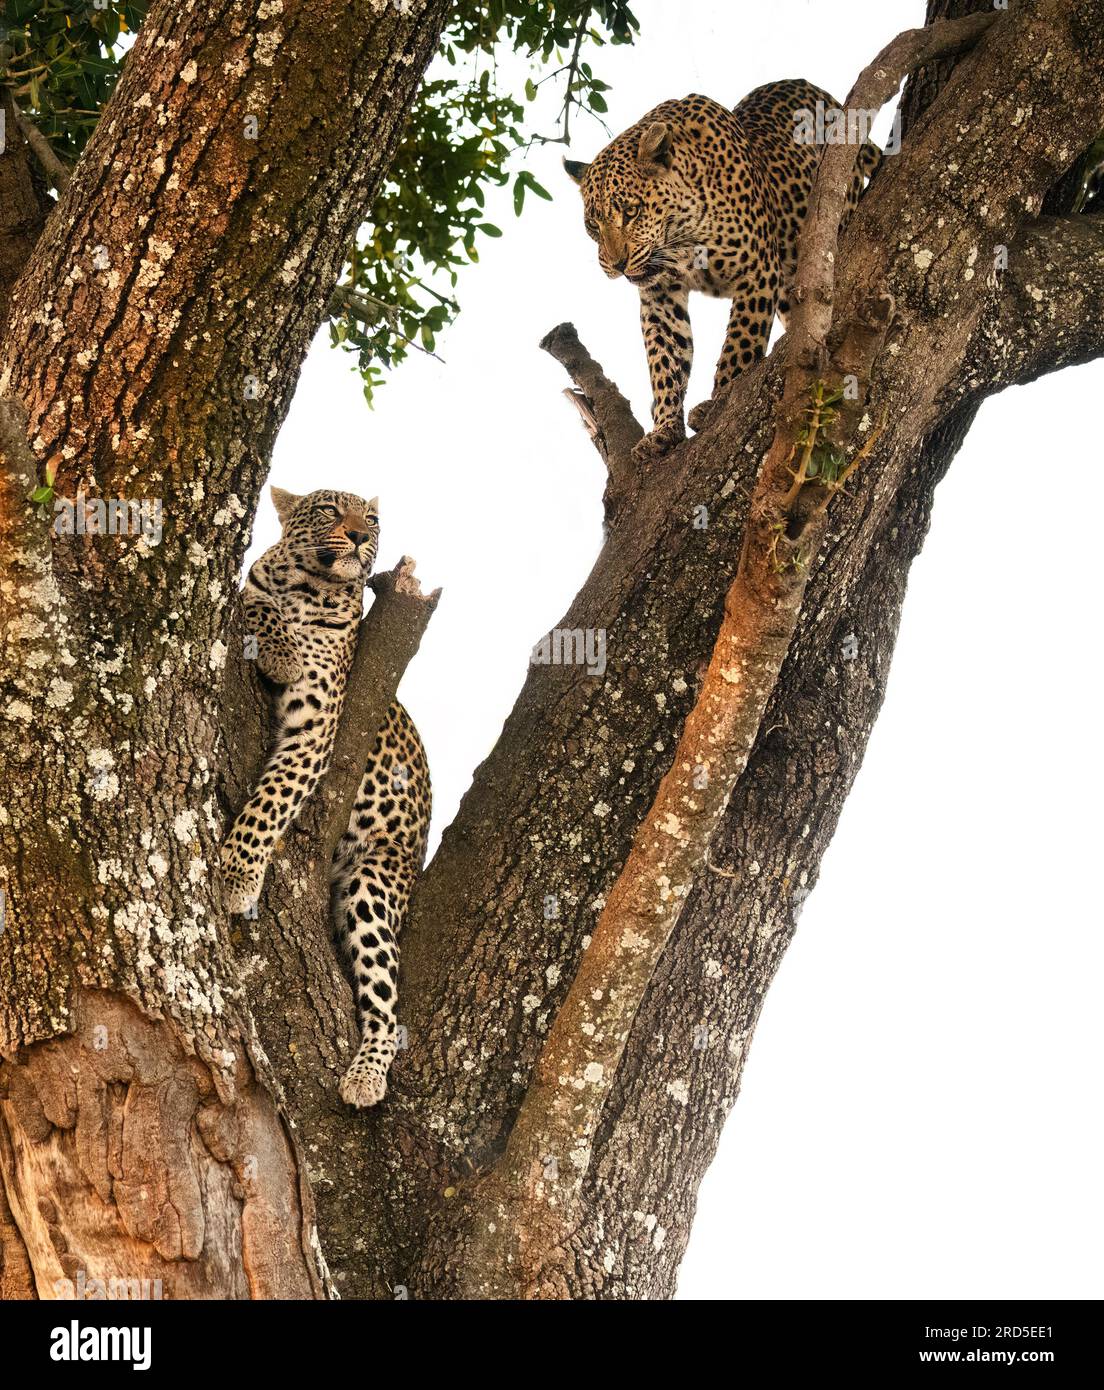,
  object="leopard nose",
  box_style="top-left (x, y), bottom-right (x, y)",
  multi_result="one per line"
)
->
top-left (347, 528), bottom-right (372, 547)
